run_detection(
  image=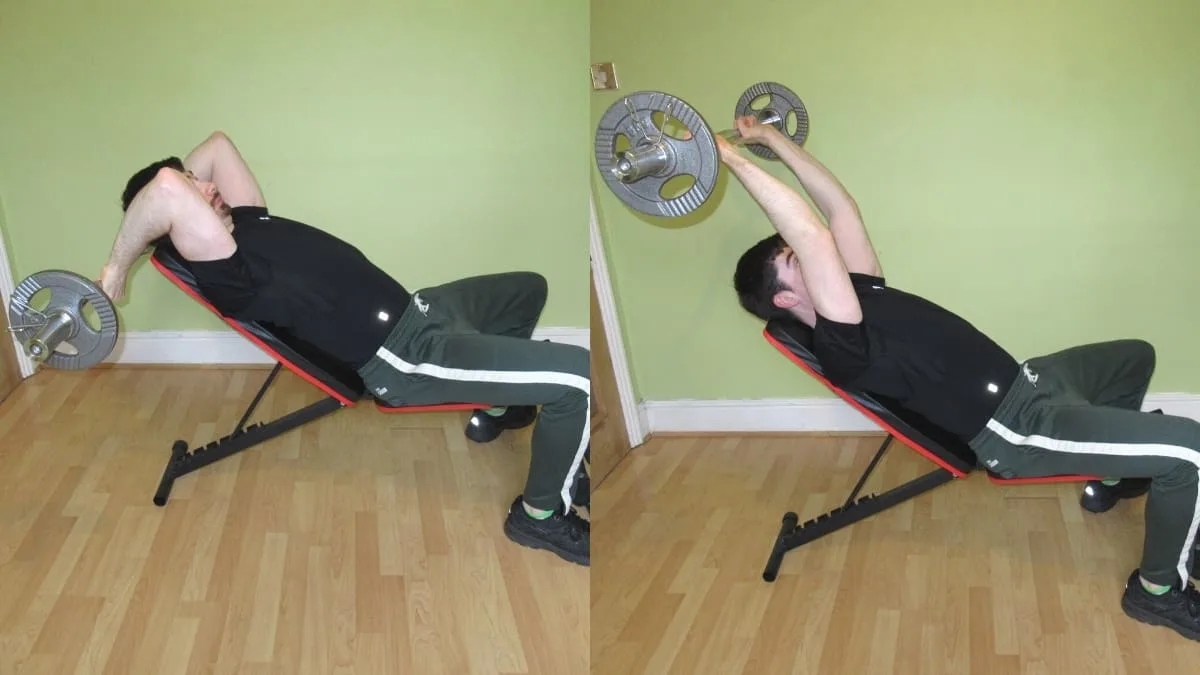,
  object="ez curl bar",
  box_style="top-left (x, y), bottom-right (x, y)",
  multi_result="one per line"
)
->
top-left (594, 81), bottom-right (809, 218)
